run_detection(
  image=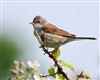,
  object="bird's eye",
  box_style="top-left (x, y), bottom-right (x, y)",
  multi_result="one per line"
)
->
top-left (37, 21), bottom-right (40, 23)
